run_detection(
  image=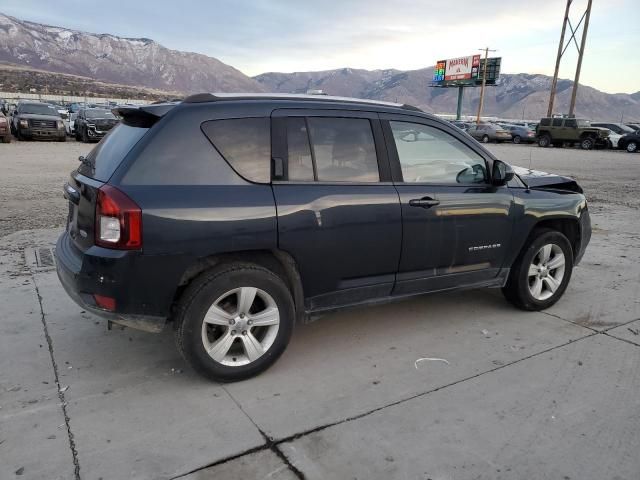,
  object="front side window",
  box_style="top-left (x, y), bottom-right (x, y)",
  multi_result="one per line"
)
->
top-left (552, 118), bottom-right (563, 127)
top-left (306, 117), bottom-right (379, 182)
top-left (565, 119), bottom-right (577, 128)
top-left (202, 117), bottom-right (271, 183)
top-left (389, 121), bottom-right (487, 184)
